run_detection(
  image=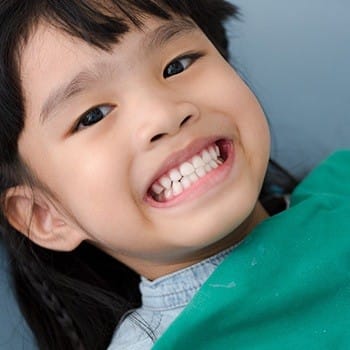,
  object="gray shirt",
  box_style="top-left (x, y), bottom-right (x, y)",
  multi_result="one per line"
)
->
top-left (108, 247), bottom-right (233, 350)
